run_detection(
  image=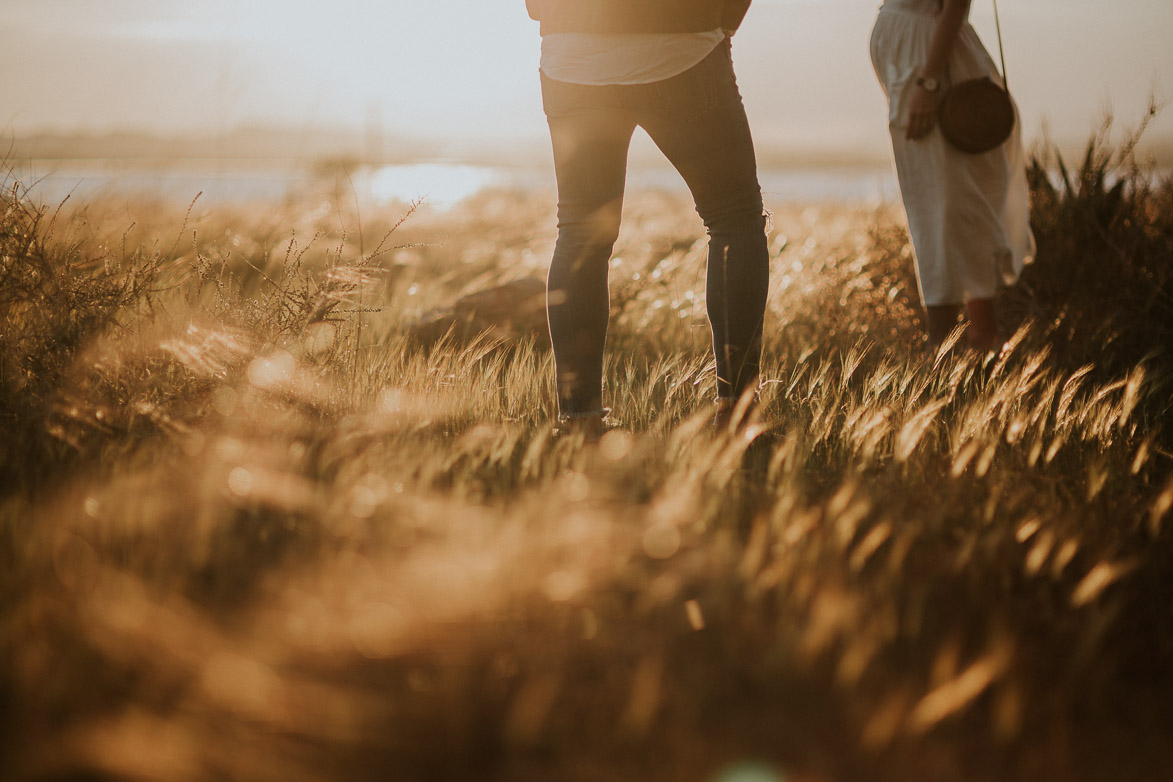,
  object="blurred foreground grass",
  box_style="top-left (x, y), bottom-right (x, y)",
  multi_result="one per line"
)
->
top-left (2, 133), bottom-right (1173, 782)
